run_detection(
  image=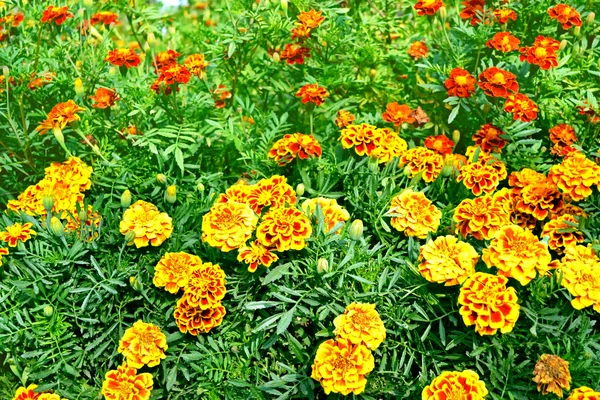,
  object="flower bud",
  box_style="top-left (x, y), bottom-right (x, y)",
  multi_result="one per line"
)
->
top-left (147, 32), bottom-right (157, 46)
top-left (368, 156), bottom-right (379, 172)
top-left (272, 52), bottom-right (280, 63)
top-left (441, 164), bottom-right (454, 177)
top-left (156, 173), bottom-right (167, 184)
top-left (42, 194), bottom-right (54, 213)
top-left (108, 67), bottom-right (117, 76)
top-left (369, 69), bottom-right (377, 78)
top-left (452, 130), bottom-right (460, 145)
top-left (129, 276), bottom-right (143, 291)
top-left (2, 66), bottom-right (8, 77)
top-left (403, 165), bottom-right (413, 176)
top-left (83, 0), bottom-right (93, 6)
top-left (124, 230), bottom-right (135, 243)
top-left (574, 26), bottom-right (581, 36)
top-left (348, 220), bottom-right (363, 240)
top-left (78, 209), bottom-right (88, 222)
top-left (317, 258), bottom-right (329, 274)
top-left (439, 6), bottom-right (447, 21)
top-left (482, 104), bottom-right (491, 114)
top-left (53, 127), bottom-right (65, 147)
top-left (280, 0), bottom-right (288, 12)
top-left (43, 305), bottom-right (53, 316)
top-left (74, 78), bottom-right (84, 96)
top-left (77, 8), bottom-right (85, 19)
top-left (295, 183), bottom-right (305, 197)
top-left (197, 182), bottom-right (205, 192)
top-left (165, 185), bottom-right (177, 204)
top-left (559, 39), bottom-right (568, 51)
top-left (587, 12), bottom-right (595, 24)
top-left (121, 189), bottom-right (132, 208)
top-left (50, 217), bottom-right (64, 237)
